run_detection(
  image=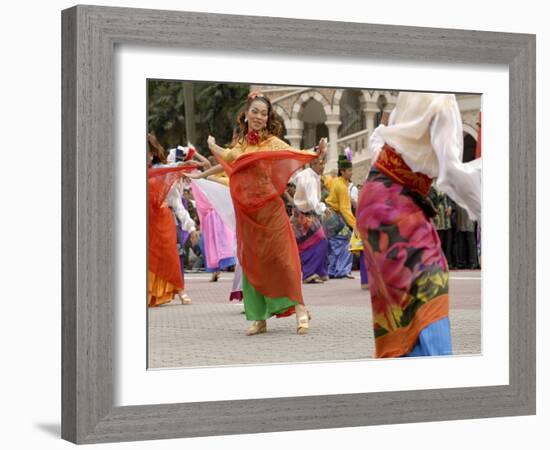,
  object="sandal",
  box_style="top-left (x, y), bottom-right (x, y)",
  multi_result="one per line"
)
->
top-left (296, 310), bottom-right (311, 335)
top-left (304, 274), bottom-right (322, 284)
top-left (297, 317), bottom-right (309, 335)
top-left (176, 292), bottom-right (192, 305)
top-left (246, 321), bottom-right (267, 336)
